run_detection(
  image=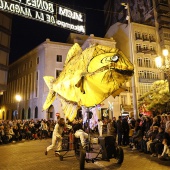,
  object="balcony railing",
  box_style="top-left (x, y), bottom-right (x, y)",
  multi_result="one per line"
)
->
top-left (136, 48), bottom-right (156, 54)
